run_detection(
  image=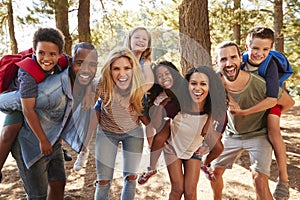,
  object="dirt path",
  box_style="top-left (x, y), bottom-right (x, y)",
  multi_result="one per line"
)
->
top-left (1, 101), bottom-right (299, 200)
